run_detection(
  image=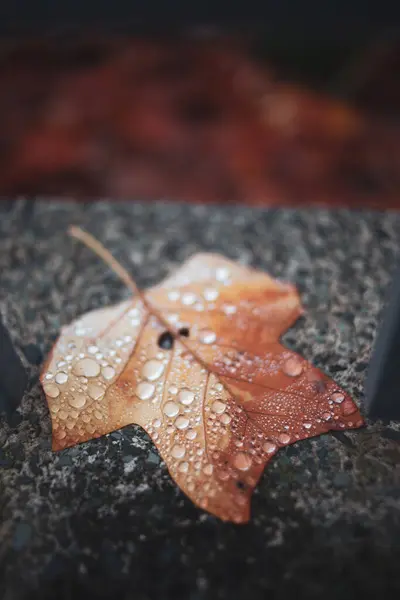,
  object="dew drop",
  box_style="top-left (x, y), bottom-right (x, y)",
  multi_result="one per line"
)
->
top-left (198, 329), bottom-right (217, 345)
top-left (55, 372), bottom-right (68, 385)
top-left (57, 360), bottom-right (66, 368)
top-left (186, 429), bottom-right (197, 440)
top-left (223, 304), bottom-right (237, 315)
top-left (303, 422), bottom-right (312, 430)
top-left (169, 385), bottom-right (178, 395)
top-left (283, 357), bottom-right (303, 377)
top-left (211, 400), bottom-right (226, 414)
top-left (322, 412), bottom-right (332, 421)
top-left (203, 288), bottom-right (219, 302)
top-left (233, 452), bottom-right (252, 471)
top-left (142, 359), bottom-right (165, 381)
top-left (136, 382), bottom-right (155, 401)
top-left (69, 393), bottom-right (87, 409)
top-left (331, 392), bottom-right (345, 404)
top-left (163, 401), bottom-right (180, 417)
top-left (178, 389), bottom-right (195, 405)
top-left (153, 419), bottom-right (162, 428)
top-left (44, 383), bottom-right (60, 399)
top-left (88, 345), bottom-right (98, 354)
top-left (73, 358), bottom-right (101, 378)
top-left (168, 290), bottom-right (180, 302)
top-left (175, 416), bottom-right (190, 430)
top-left (203, 464), bottom-right (213, 475)
top-left (171, 444), bottom-right (185, 459)
top-left (178, 461), bottom-right (189, 473)
top-left (182, 292), bottom-right (197, 306)
top-left (341, 399), bottom-right (358, 416)
top-left (102, 365), bottom-right (116, 380)
top-left (263, 440), bottom-right (277, 454)
top-left (278, 433), bottom-right (291, 445)
top-left (215, 267), bottom-right (230, 282)
top-left (94, 410), bottom-right (103, 420)
top-left (45, 373), bottom-right (54, 380)
top-left (220, 413), bottom-right (231, 425)
top-left (58, 410), bottom-right (68, 420)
